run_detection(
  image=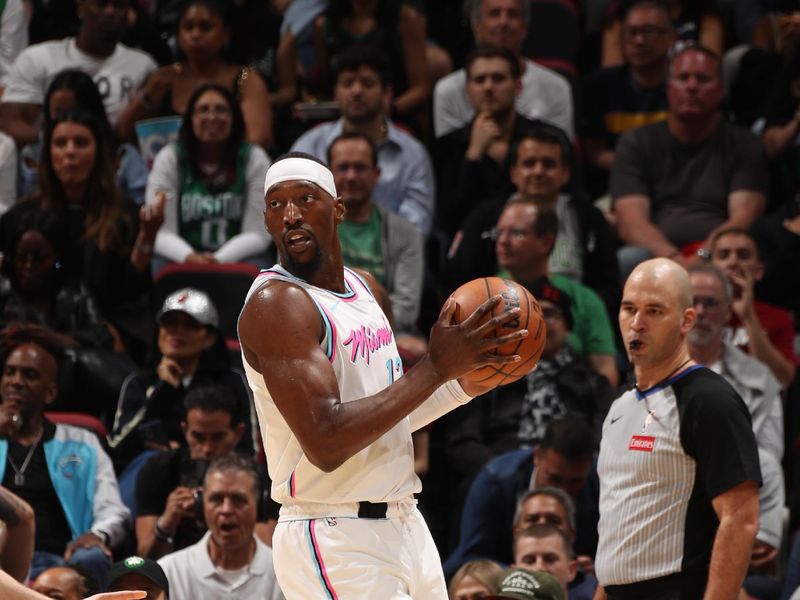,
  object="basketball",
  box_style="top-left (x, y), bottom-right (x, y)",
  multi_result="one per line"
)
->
top-left (449, 277), bottom-right (546, 387)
